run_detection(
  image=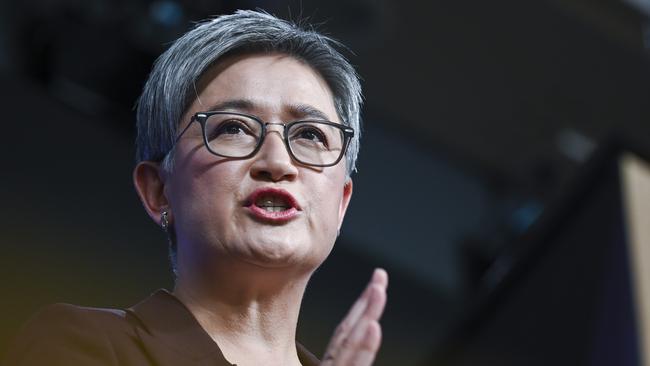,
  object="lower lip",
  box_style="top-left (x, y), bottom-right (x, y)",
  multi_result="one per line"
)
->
top-left (247, 205), bottom-right (299, 223)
